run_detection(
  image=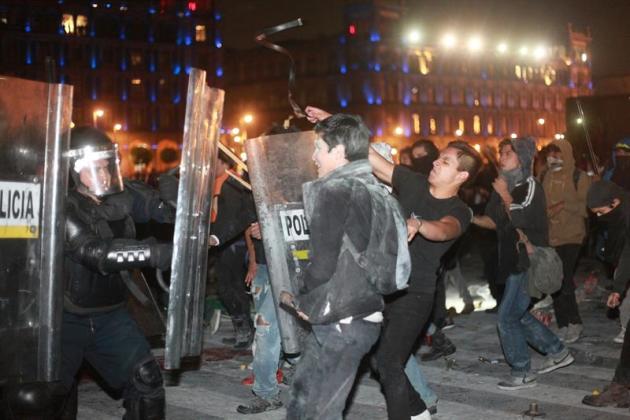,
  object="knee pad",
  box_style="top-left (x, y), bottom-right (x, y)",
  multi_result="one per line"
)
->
top-left (123, 356), bottom-right (165, 420)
